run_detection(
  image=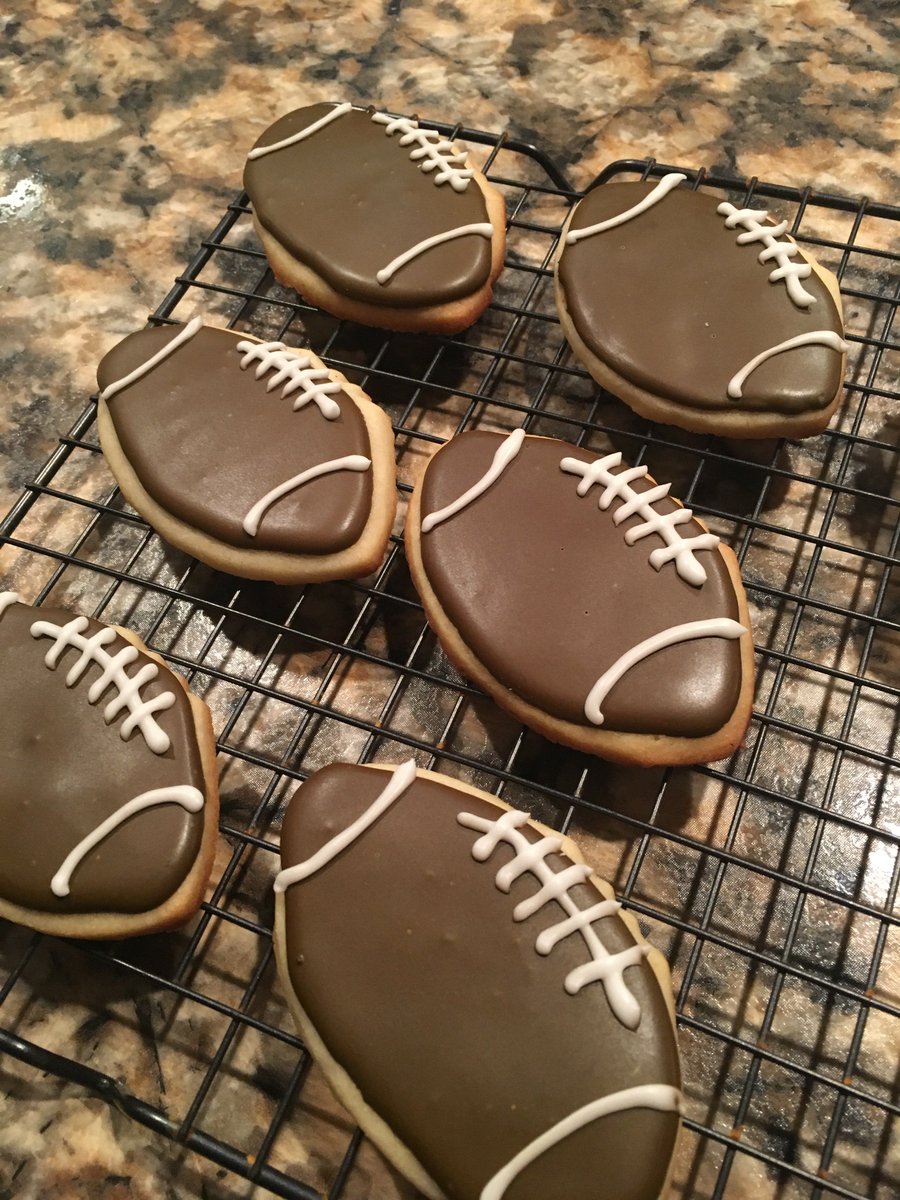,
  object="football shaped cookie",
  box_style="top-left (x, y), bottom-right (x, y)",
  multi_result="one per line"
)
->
top-left (0, 593), bottom-right (218, 938)
top-left (274, 761), bottom-right (682, 1200)
top-left (406, 430), bottom-right (754, 766)
top-left (555, 173), bottom-right (848, 439)
top-left (243, 101), bottom-right (506, 333)
top-left (97, 320), bottom-right (396, 583)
